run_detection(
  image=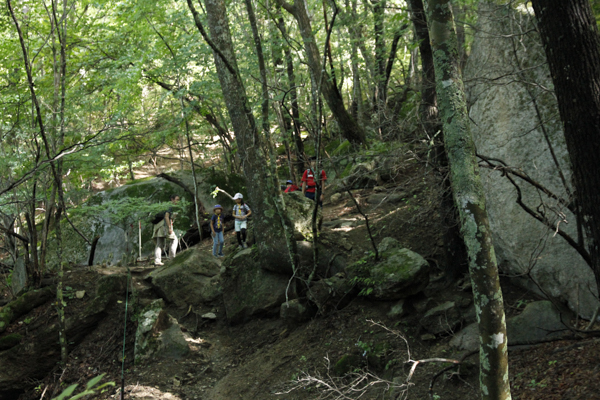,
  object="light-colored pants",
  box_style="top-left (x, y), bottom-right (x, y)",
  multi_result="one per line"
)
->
top-left (212, 231), bottom-right (224, 256)
top-left (154, 236), bottom-right (178, 264)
